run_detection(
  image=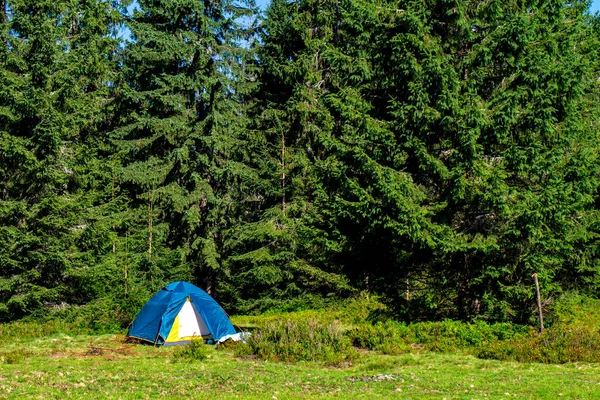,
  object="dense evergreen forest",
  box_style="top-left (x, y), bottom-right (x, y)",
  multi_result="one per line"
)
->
top-left (1, 0), bottom-right (600, 324)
